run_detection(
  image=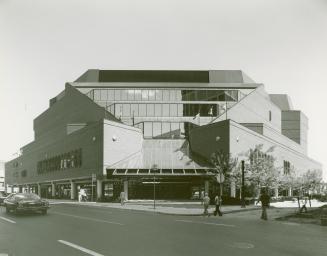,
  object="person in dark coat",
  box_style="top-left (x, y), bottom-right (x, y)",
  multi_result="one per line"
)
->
top-left (214, 194), bottom-right (223, 216)
top-left (258, 189), bottom-right (270, 220)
